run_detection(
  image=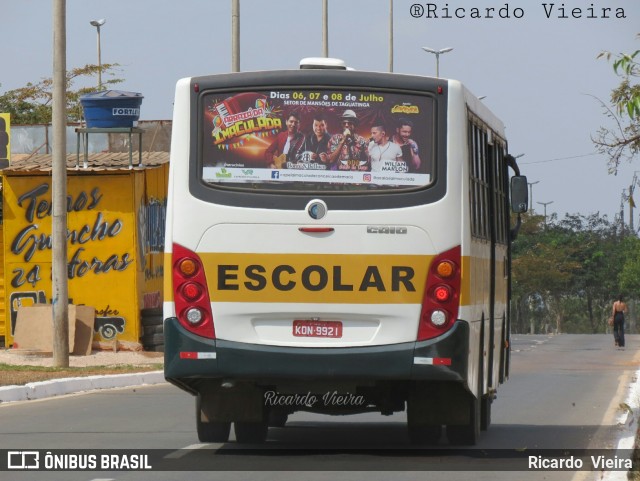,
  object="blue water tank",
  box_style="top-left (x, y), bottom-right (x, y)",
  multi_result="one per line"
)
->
top-left (80, 90), bottom-right (144, 128)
